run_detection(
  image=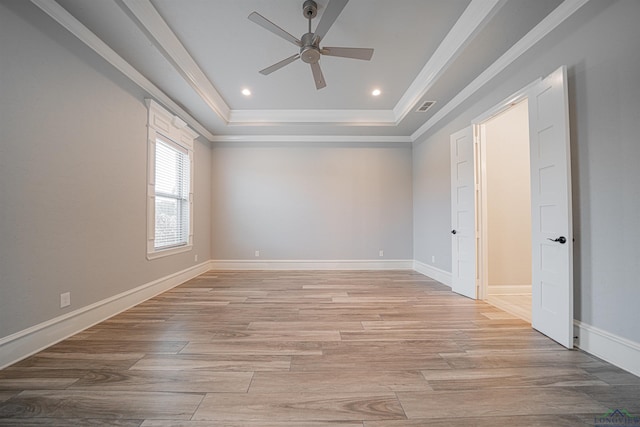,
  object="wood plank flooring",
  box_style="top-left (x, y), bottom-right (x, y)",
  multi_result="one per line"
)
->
top-left (486, 294), bottom-right (532, 323)
top-left (1, 270), bottom-right (639, 426)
